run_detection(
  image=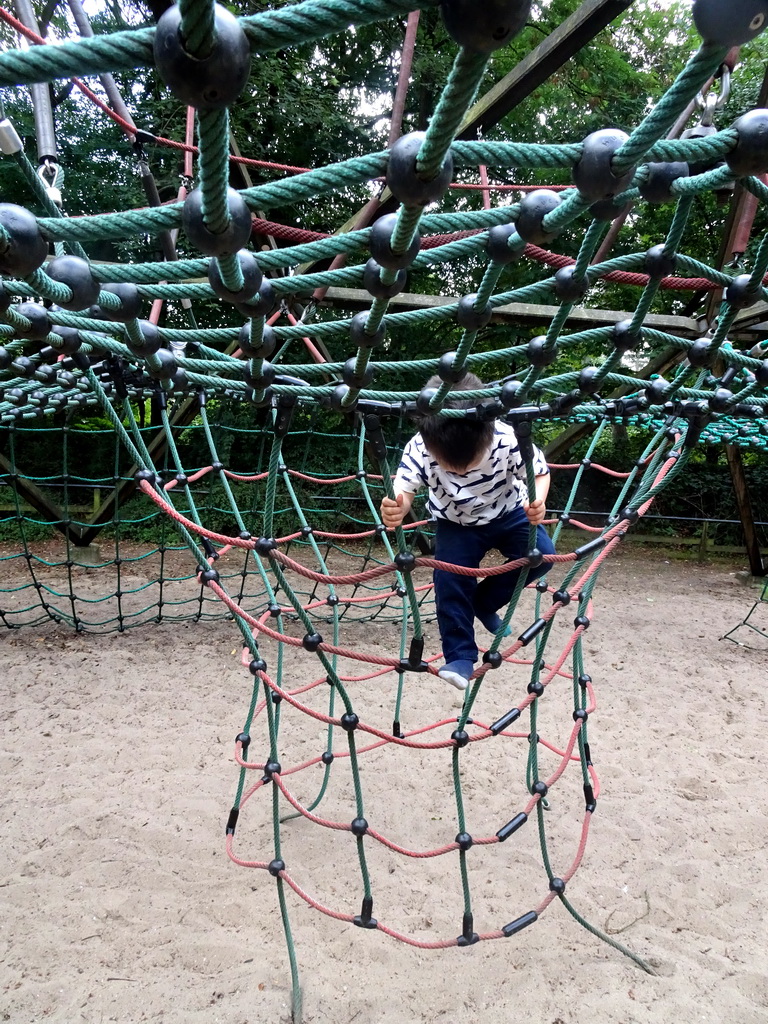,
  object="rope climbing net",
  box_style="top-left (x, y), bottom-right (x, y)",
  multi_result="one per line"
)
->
top-left (2, 0), bottom-right (768, 1016)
